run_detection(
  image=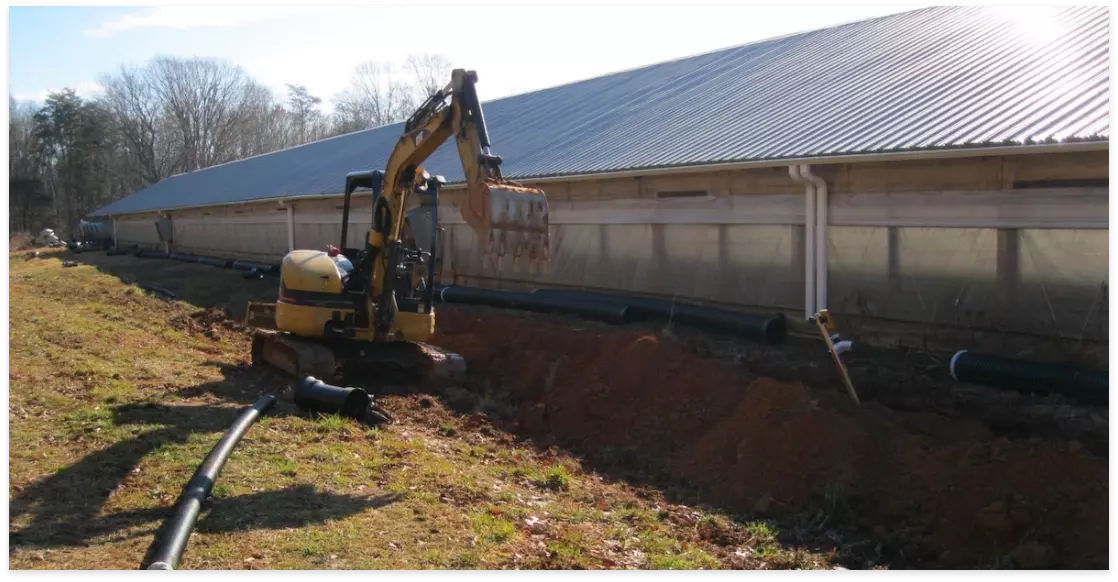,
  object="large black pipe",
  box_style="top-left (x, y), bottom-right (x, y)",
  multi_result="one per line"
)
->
top-left (143, 394), bottom-right (277, 570)
top-left (169, 253), bottom-right (199, 263)
top-left (196, 256), bottom-right (234, 268)
top-left (435, 285), bottom-right (629, 324)
top-left (109, 248), bottom-right (272, 273)
top-left (294, 376), bottom-right (371, 420)
top-left (531, 288), bottom-right (786, 344)
top-left (136, 250), bottom-right (170, 259)
top-left (949, 350), bottom-right (1108, 406)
